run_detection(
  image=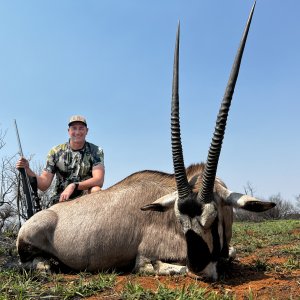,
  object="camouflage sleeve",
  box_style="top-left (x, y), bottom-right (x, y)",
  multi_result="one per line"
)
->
top-left (91, 145), bottom-right (104, 168)
top-left (44, 147), bottom-right (57, 174)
